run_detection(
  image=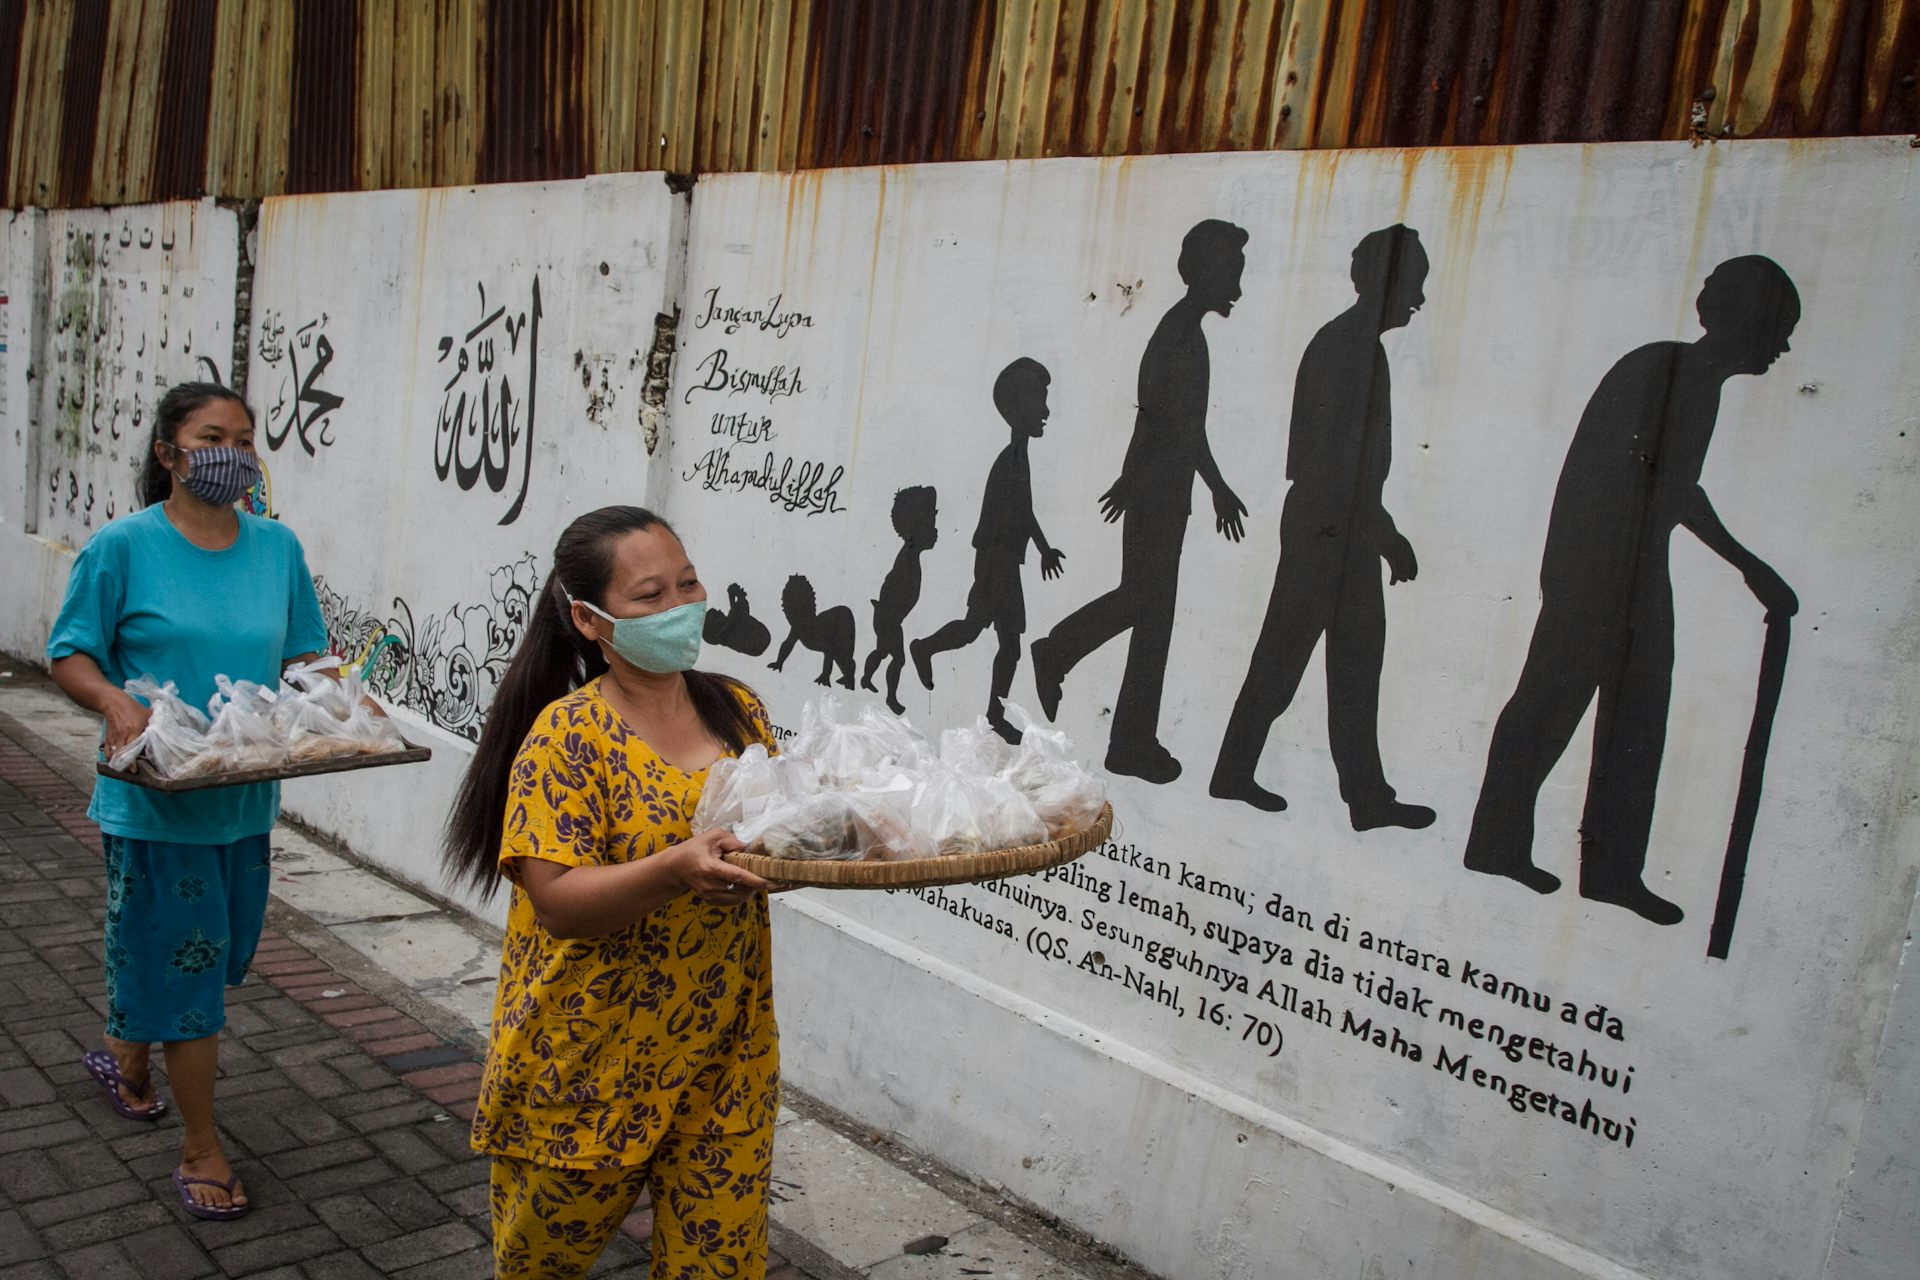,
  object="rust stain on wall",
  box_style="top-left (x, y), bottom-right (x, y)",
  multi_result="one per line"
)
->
top-left (5, 0), bottom-right (1919, 207)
